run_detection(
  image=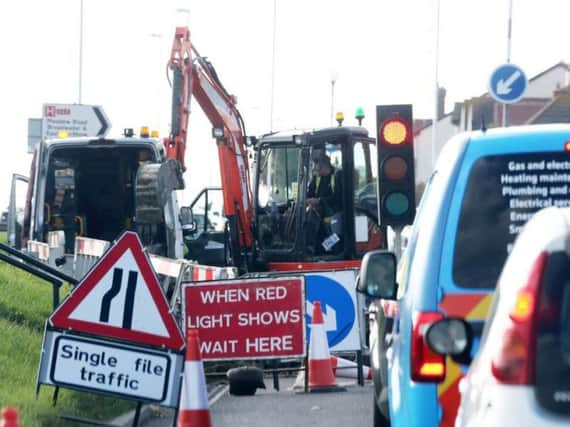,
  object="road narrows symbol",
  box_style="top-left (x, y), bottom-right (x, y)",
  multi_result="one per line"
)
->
top-left (100, 268), bottom-right (123, 323)
top-left (99, 268), bottom-right (138, 329)
top-left (123, 270), bottom-right (138, 329)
